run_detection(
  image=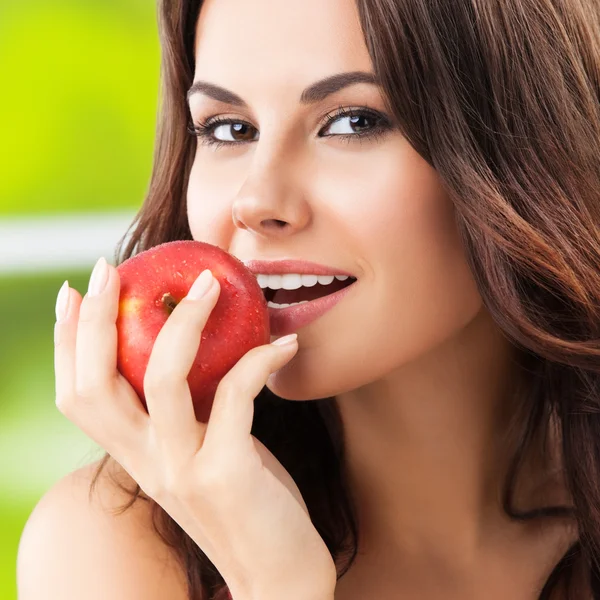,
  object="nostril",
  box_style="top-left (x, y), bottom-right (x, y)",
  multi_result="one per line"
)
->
top-left (262, 219), bottom-right (288, 230)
